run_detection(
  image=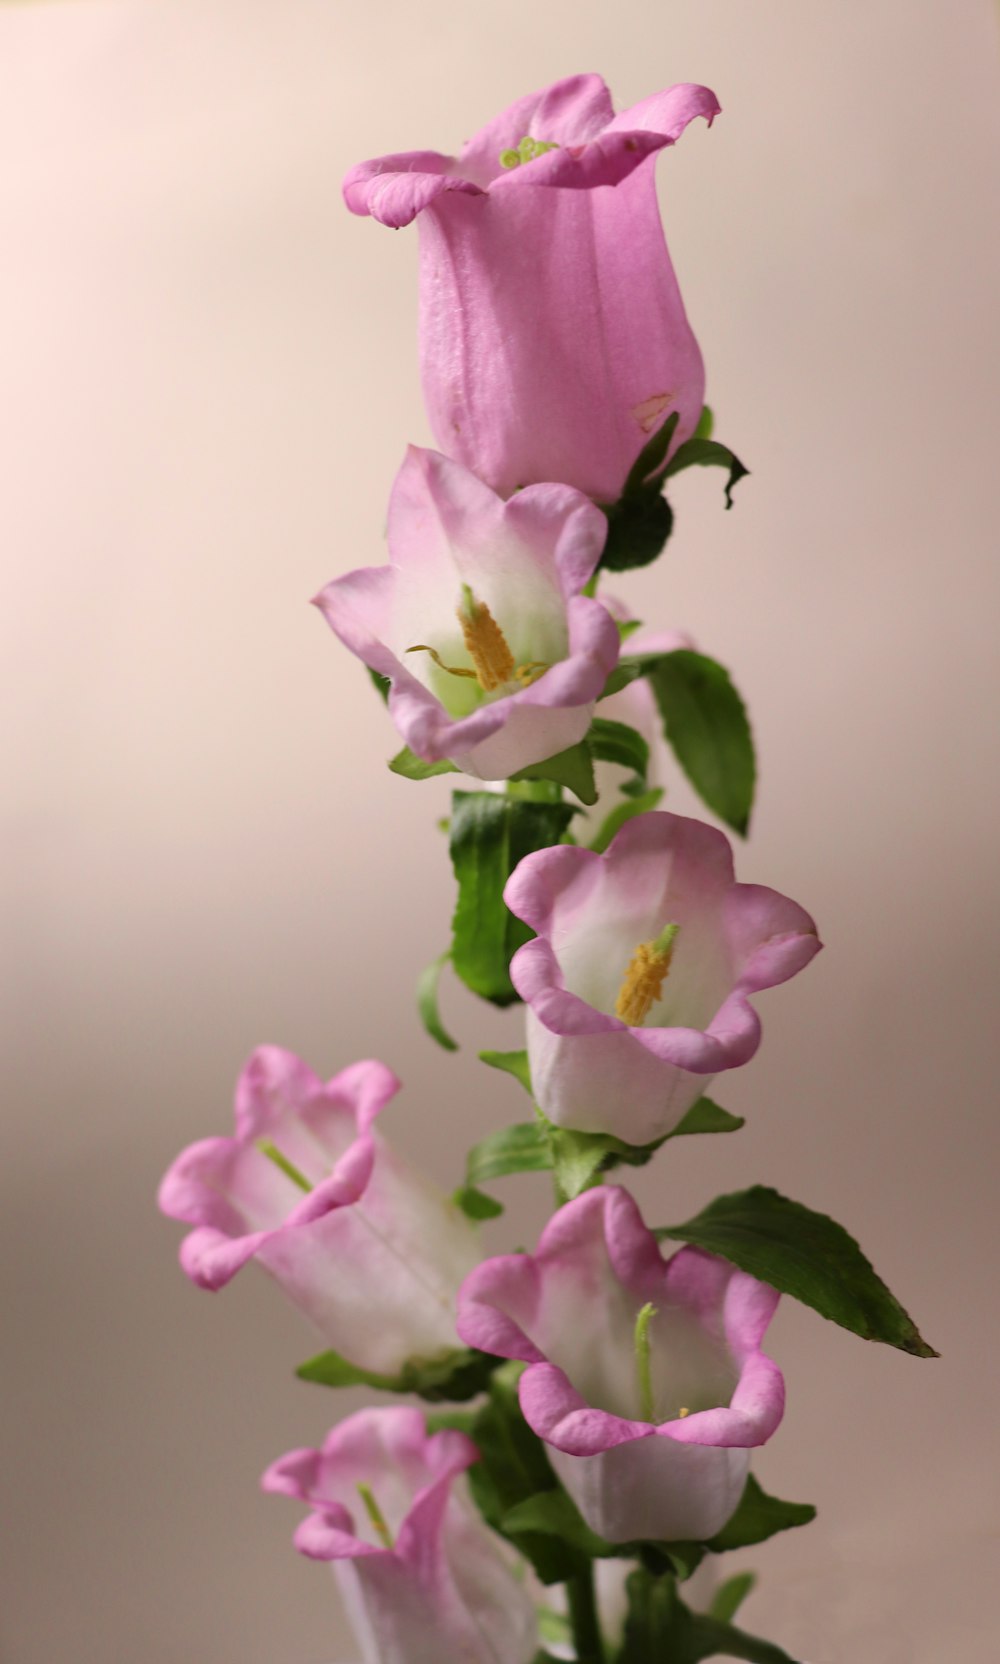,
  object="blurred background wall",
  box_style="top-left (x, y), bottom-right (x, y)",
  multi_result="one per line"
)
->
top-left (1, 2), bottom-right (998, 1659)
